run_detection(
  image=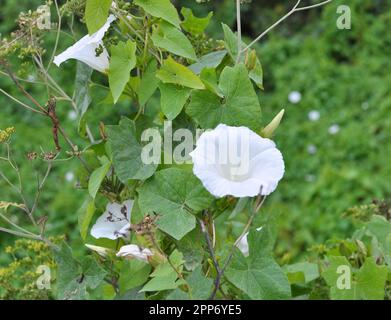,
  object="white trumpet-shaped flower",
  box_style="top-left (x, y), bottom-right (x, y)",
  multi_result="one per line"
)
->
top-left (85, 244), bottom-right (112, 257)
top-left (90, 200), bottom-right (132, 240)
top-left (54, 15), bottom-right (116, 73)
top-left (116, 244), bottom-right (153, 263)
top-left (237, 227), bottom-right (263, 257)
top-left (190, 124), bottom-right (285, 198)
